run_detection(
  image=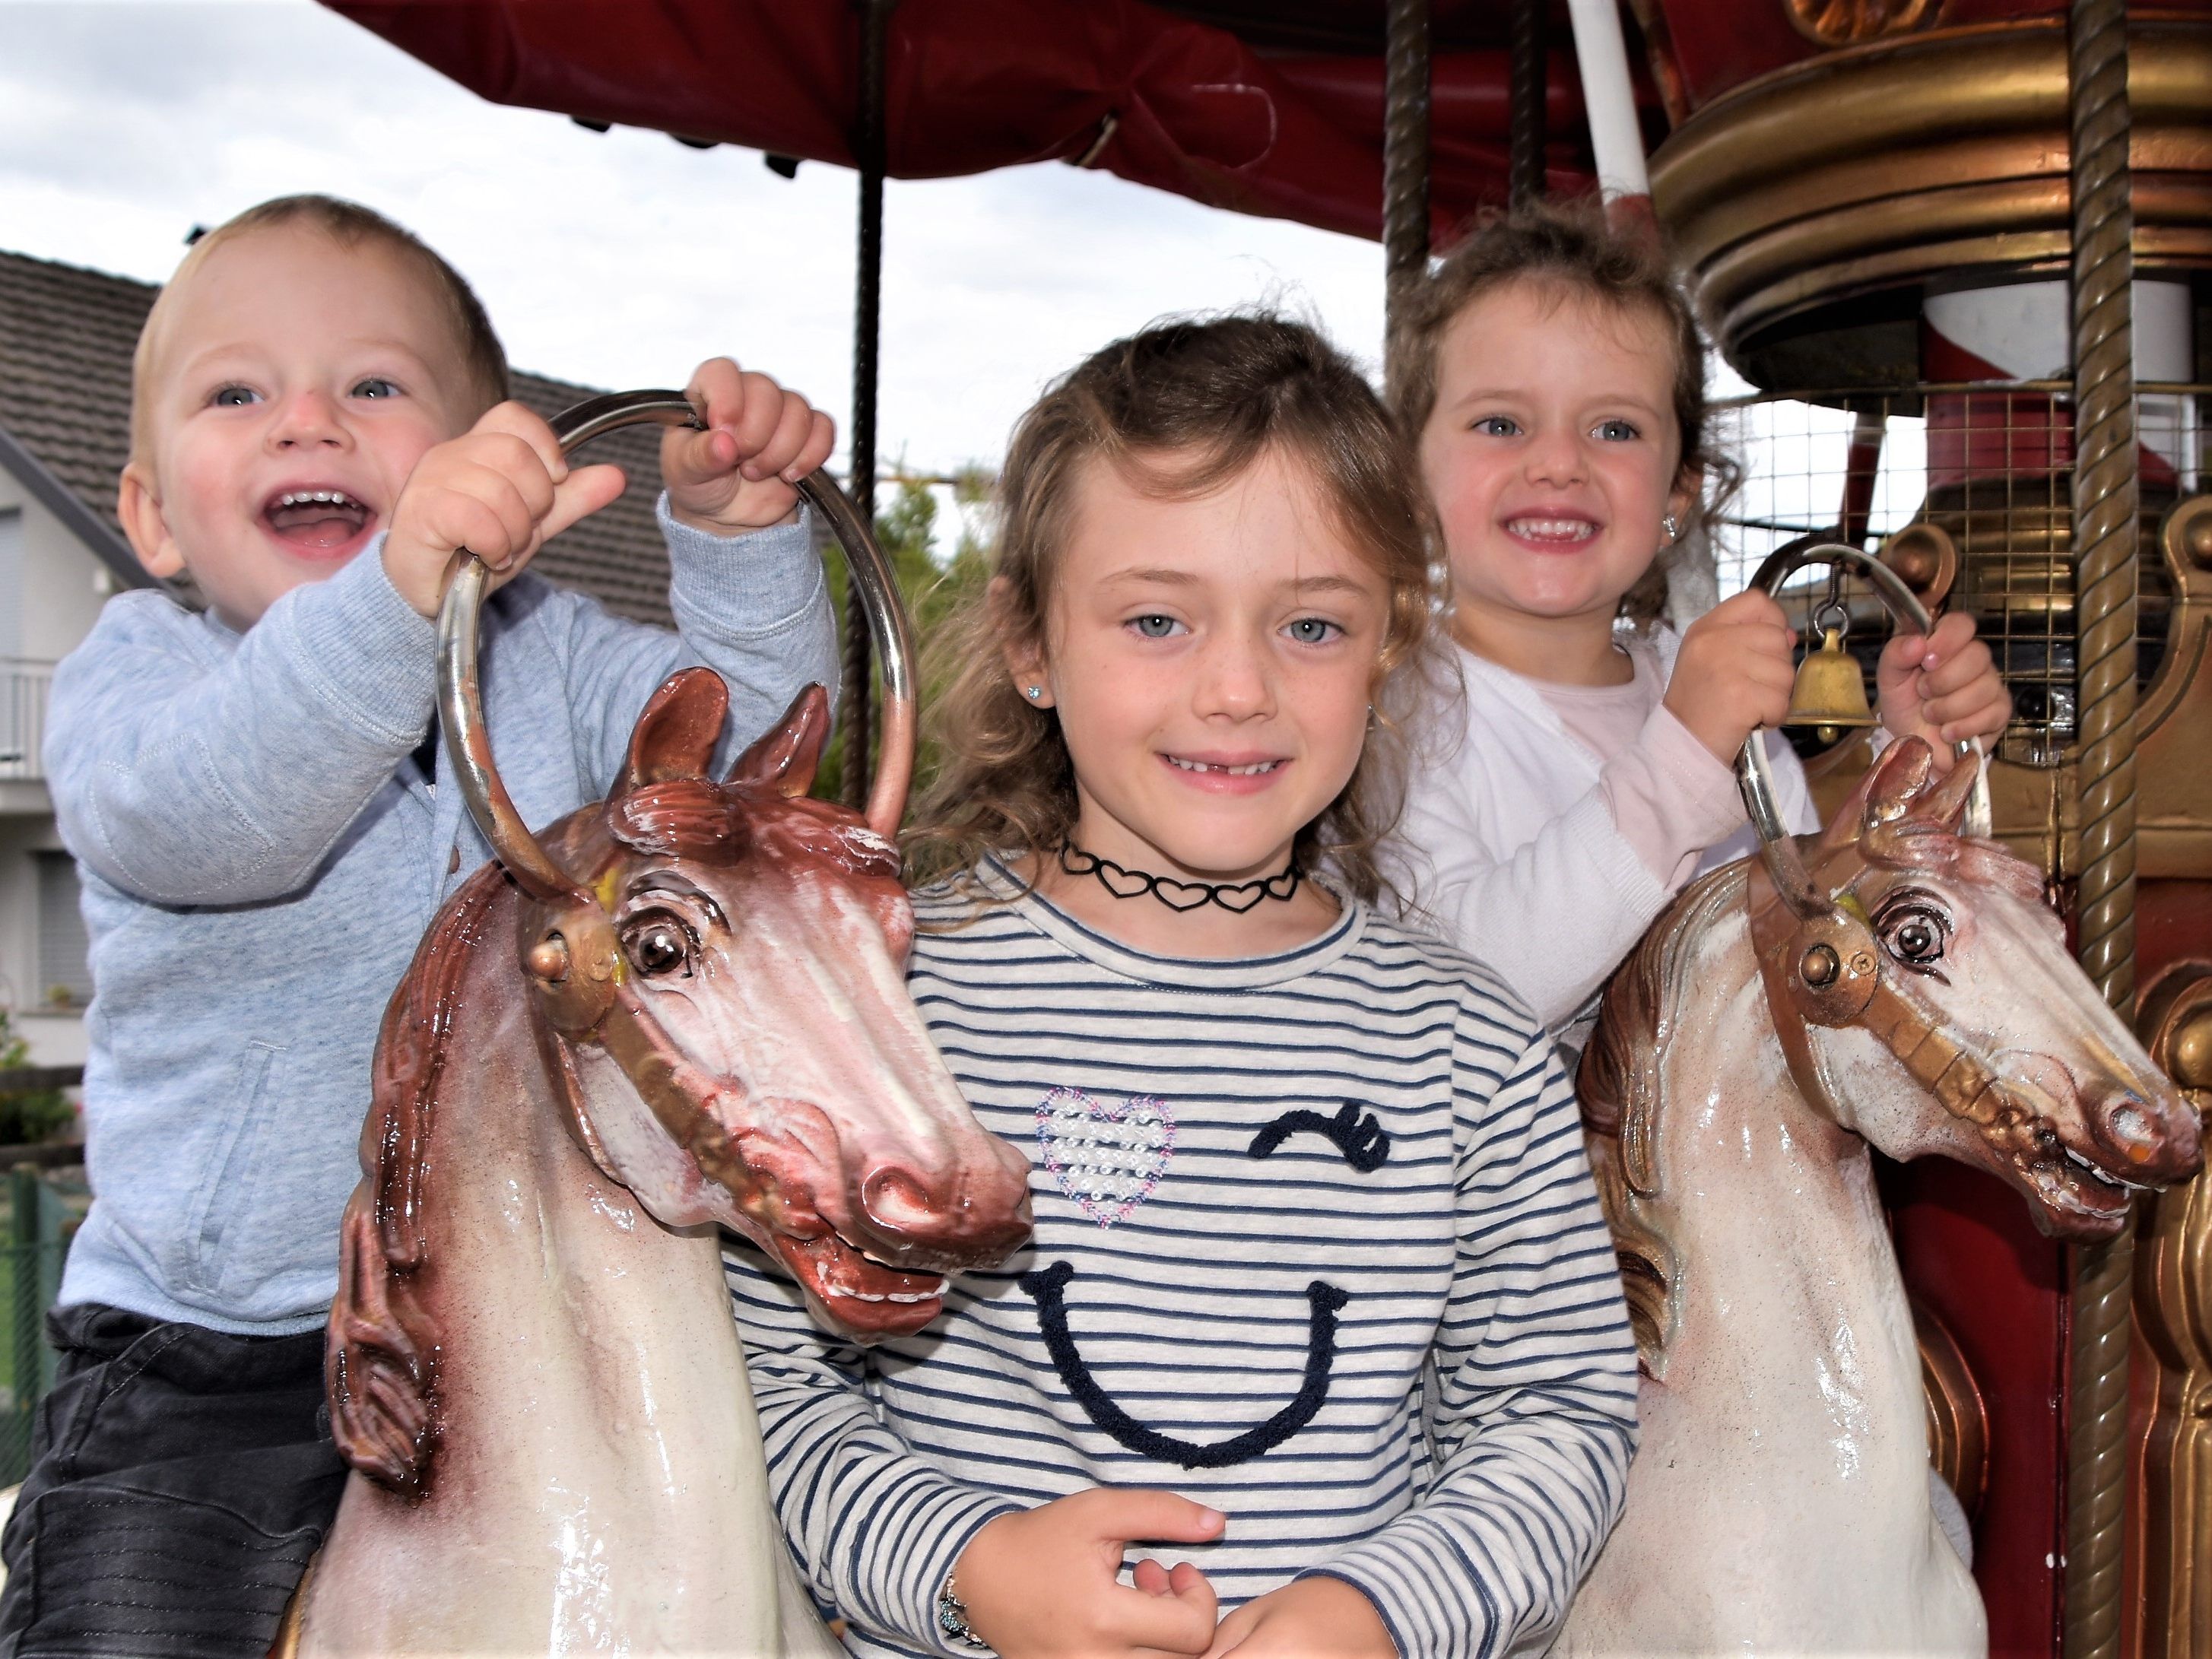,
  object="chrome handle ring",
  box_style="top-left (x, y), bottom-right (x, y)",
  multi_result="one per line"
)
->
top-left (436, 389), bottom-right (918, 904)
